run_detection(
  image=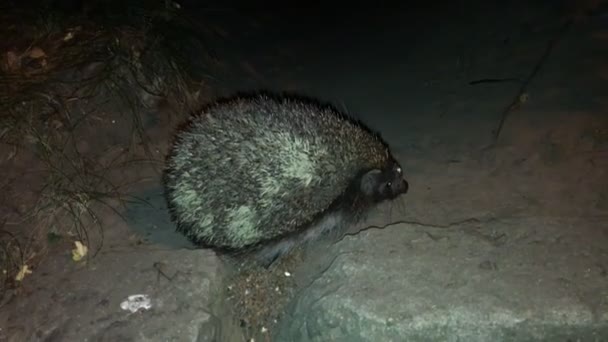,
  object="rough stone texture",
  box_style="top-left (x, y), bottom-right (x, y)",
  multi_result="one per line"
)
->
top-left (276, 217), bottom-right (608, 341)
top-left (0, 211), bottom-right (241, 342)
